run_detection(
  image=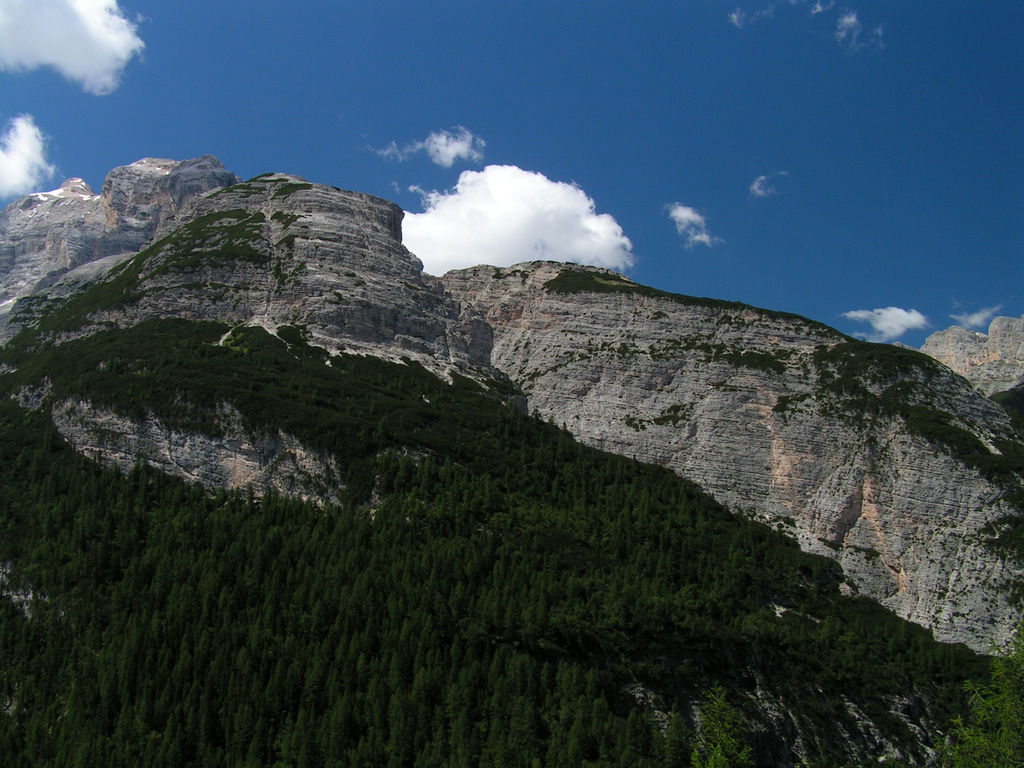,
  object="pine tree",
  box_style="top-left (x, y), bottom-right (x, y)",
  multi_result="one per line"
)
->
top-left (690, 687), bottom-right (752, 768)
top-left (943, 627), bottom-right (1024, 767)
